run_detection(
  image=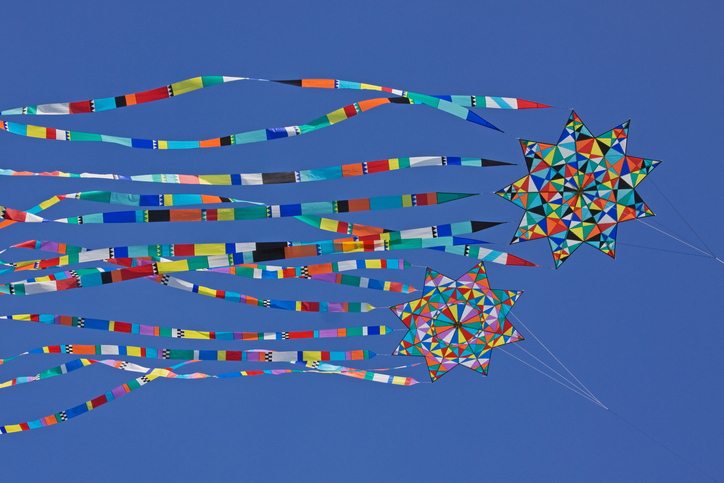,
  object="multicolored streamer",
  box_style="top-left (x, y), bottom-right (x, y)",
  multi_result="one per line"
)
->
top-left (0, 345), bottom-right (374, 365)
top-left (0, 191), bottom-right (475, 225)
top-left (0, 358), bottom-right (418, 391)
top-left (432, 244), bottom-right (539, 266)
top-left (0, 256), bottom-right (411, 295)
top-left (0, 373), bottom-right (161, 433)
top-left (0, 96), bottom-right (423, 149)
top-left (5, 233), bottom-right (531, 269)
top-left (0, 76), bottom-right (552, 151)
top-left (204, 259), bottom-right (415, 293)
top-left (1, 314), bottom-right (392, 341)
top-left (1, 75), bottom-right (549, 118)
top-left (0, 359), bottom-right (418, 434)
top-left (0, 265), bottom-right (375, 312)
top-left (0, 218), bottom-right (489, 272)
top-left (149, 272), bottom-right (373, 311)
top-left (0, 359), bottom-right (203, 389)
top-left (0, 155), bottom-right (511, 186)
